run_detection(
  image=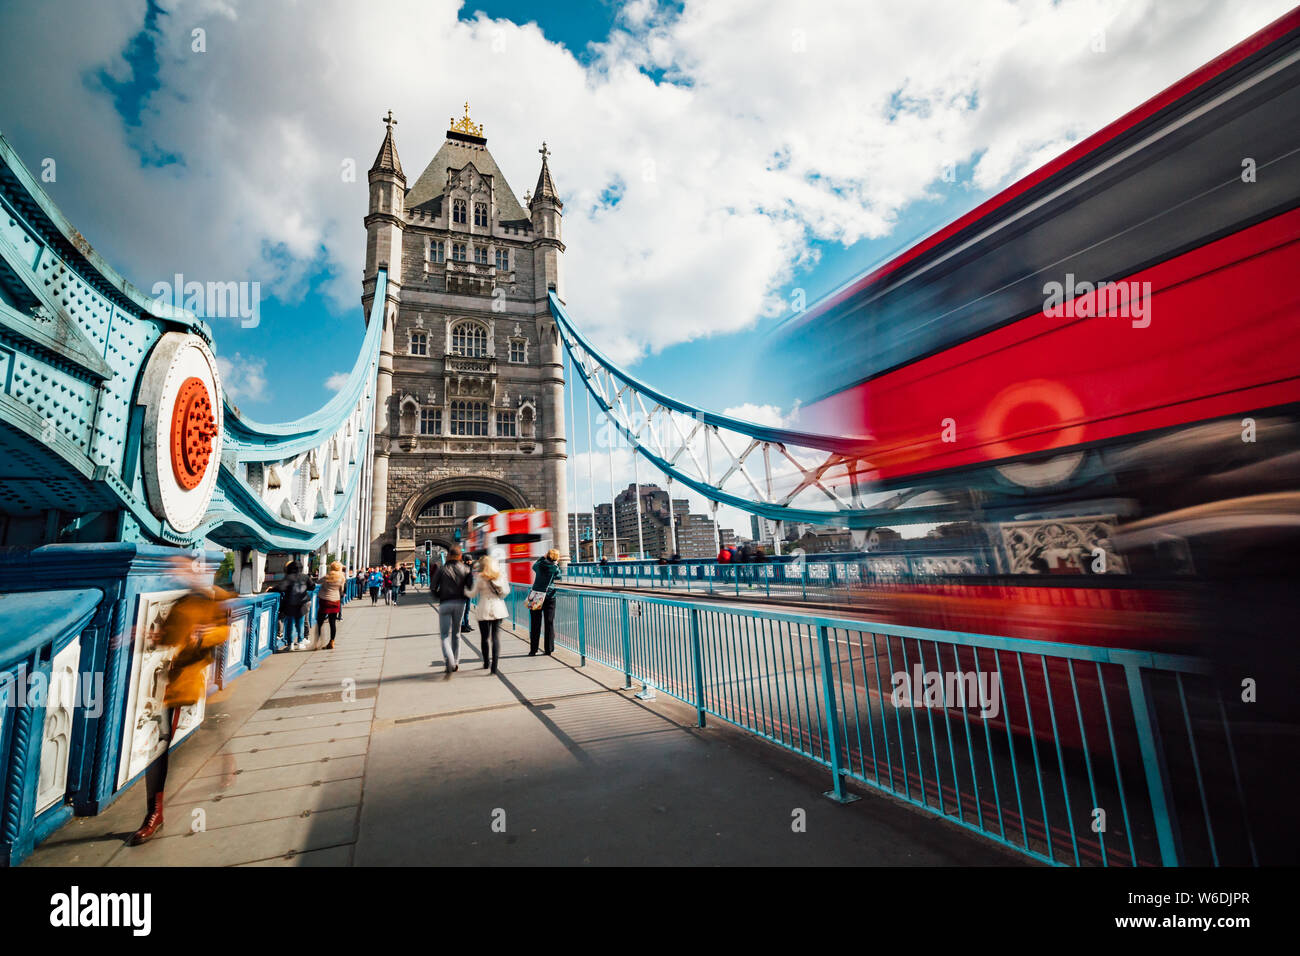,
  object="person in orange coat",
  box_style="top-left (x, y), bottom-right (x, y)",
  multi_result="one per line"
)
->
top-left (127, 560), bottom-right (230, 846)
